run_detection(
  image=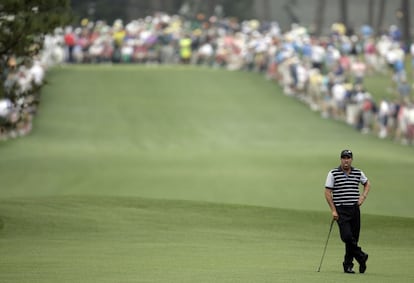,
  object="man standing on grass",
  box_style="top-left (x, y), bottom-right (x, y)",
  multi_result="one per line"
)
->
top-left (324, 149), bottom-right (371, 274)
